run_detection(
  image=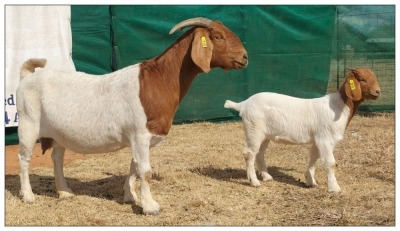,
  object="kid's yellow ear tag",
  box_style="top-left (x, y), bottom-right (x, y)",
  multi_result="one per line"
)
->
top-left (201, 36), bottom-right (207, 48)
top-left (349, 79), bottom-right (356, 90)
